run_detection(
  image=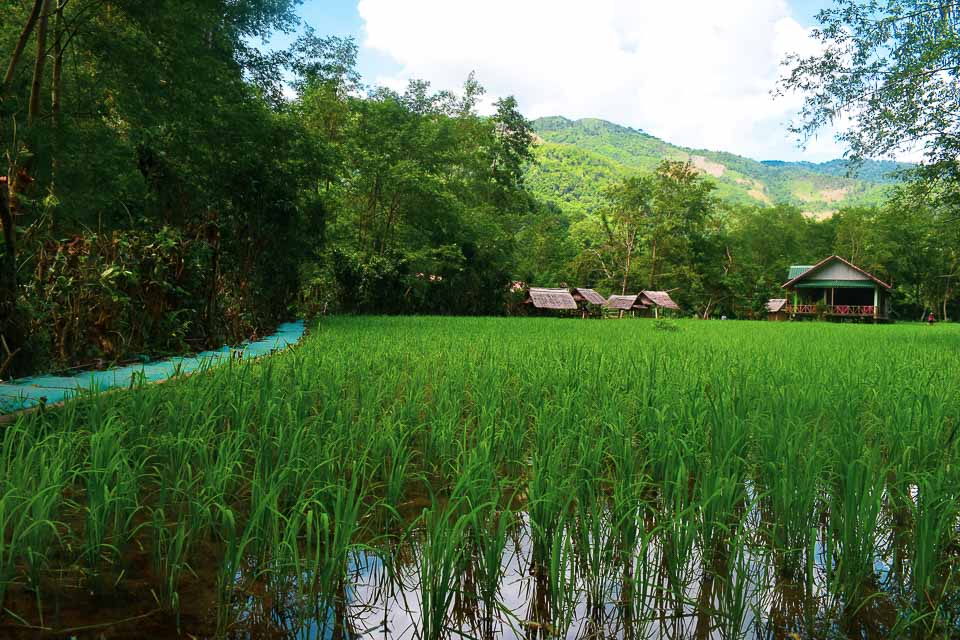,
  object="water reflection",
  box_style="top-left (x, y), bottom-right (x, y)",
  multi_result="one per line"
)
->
top-left (220, 504), bottom-right (934, 640)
